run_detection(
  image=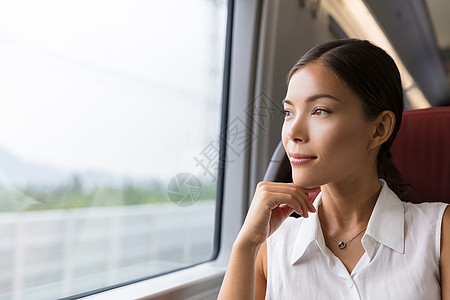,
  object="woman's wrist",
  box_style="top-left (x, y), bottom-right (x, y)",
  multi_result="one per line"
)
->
top-left (233, 234), bottom-right (262, 256)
